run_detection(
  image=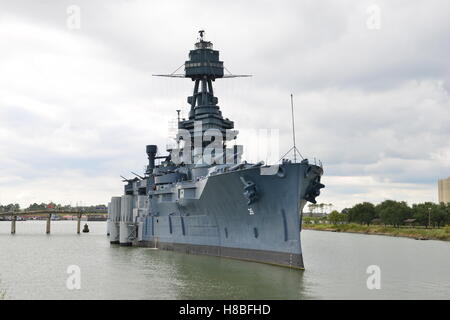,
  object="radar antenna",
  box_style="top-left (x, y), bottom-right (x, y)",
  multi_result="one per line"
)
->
top-left (199, 30), bottom-right (205, 41)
